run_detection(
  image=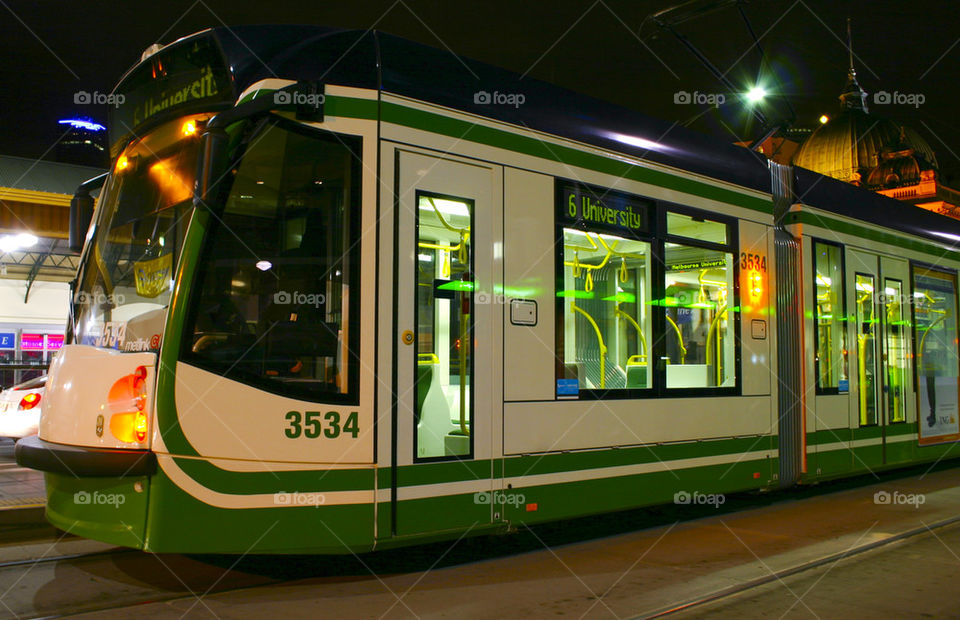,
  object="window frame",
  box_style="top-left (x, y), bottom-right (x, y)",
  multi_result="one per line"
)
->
top-left (554, 179), bottom-right (656, 400)
top-left (854, 271), bottom-right (880, 427)
top-left (179, 116), bottom-right (363, 405)
top-left (657, 203), bottom-right (741, 398)
top-left (413, 189), bottom-right (476, 462)
top-left (553, 178), bottom-right (742, 400)
top-left (882, 276), bottom-right (908, 425)
top-left (812, 238), bottom-right (848, 396)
